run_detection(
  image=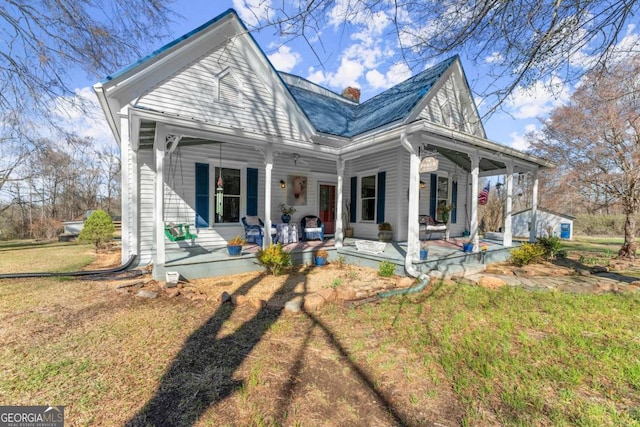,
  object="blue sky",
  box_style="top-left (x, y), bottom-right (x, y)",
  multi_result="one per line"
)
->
top-left (71, 0), bottom-right (640, 152)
